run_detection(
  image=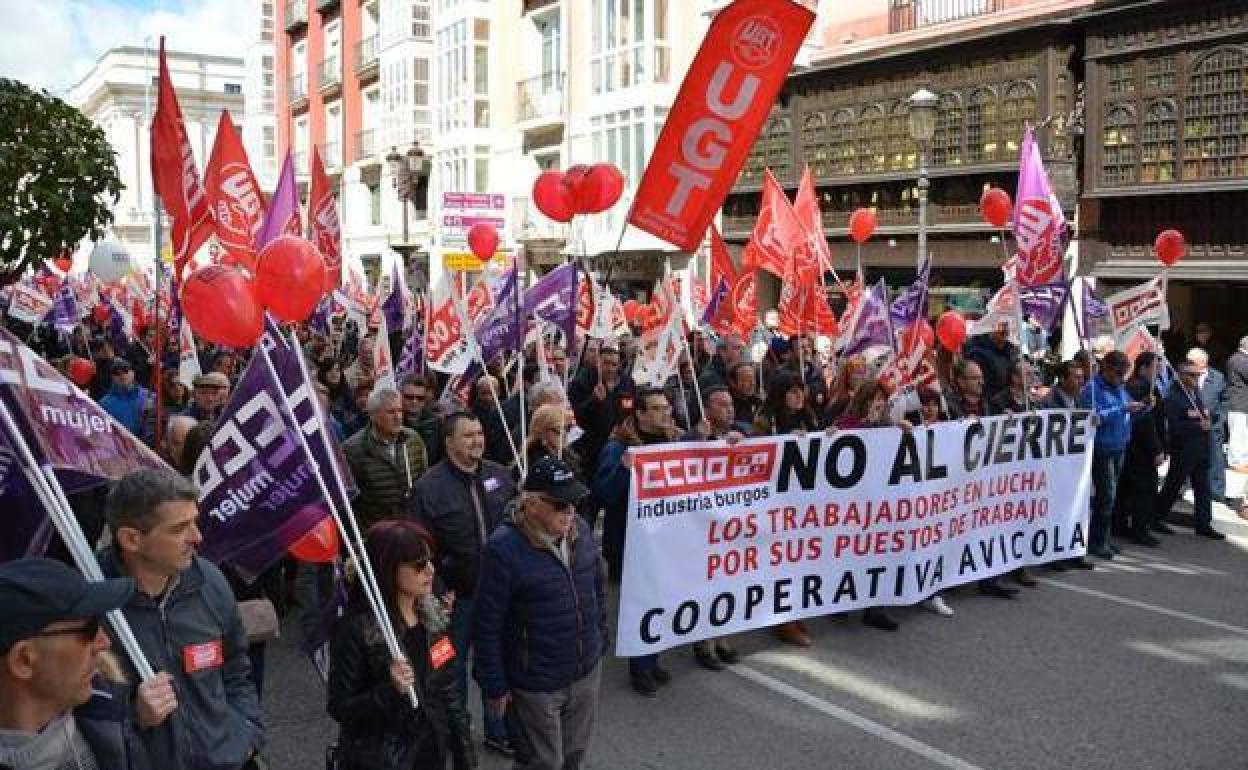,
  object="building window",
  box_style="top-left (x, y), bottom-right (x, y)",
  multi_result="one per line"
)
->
top-left (966, 87), bottom-right (997, 162)
top-left (1105, 61), bottom-right (1135, 98)
top-left (887, 102), bottom-right (913, 171)
top-left (225, 83), bottom-right (242, 95)
top-left (263, 126), bottom-right (276, 161)
top-left (1184, 46), bottom-right (1247, 181)
top-left (1102, 105), bottom-right (1137, 186)
top-left (801, 111), bottom-right (827, 176)
top-left (932, 92), bottom-right (963, 167)
top-left (1140, 100), bottom-right (1177, 183)
top-left (830, 109), bottom-right (856, 175)
top-left (591, 0), bottom-right (649, 94)
top-left (1000, 82), bottom-right (1036, 155)
top-left (856, 105), bottom-right (885, 172)
top-left (367, 182), bottom-right (381, 226)
top-left (412, 1), bottom-right (431, 40)
top-left (474, 145), bottom-right (490, 192)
